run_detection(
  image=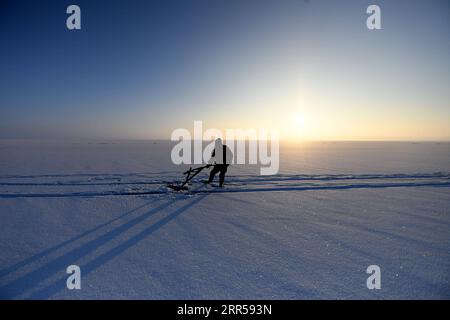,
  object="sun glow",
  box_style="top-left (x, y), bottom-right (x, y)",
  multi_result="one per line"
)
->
top-left (295, 114), bottom-right (305, 127)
